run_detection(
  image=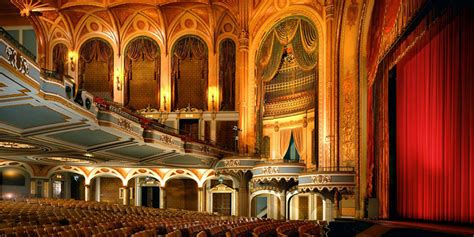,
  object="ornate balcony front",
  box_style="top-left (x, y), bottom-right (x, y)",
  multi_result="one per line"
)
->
top-left (251, 159), bottom-right (306, 183)
top-left (298, 167), bottom-right (356, 192)
top-left (214, 157), bottom-right (259, 175)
